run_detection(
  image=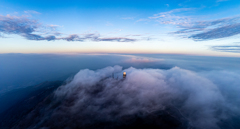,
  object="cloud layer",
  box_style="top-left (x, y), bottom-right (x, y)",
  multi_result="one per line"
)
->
top-left (14, 66), bottom-right (240, 129)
